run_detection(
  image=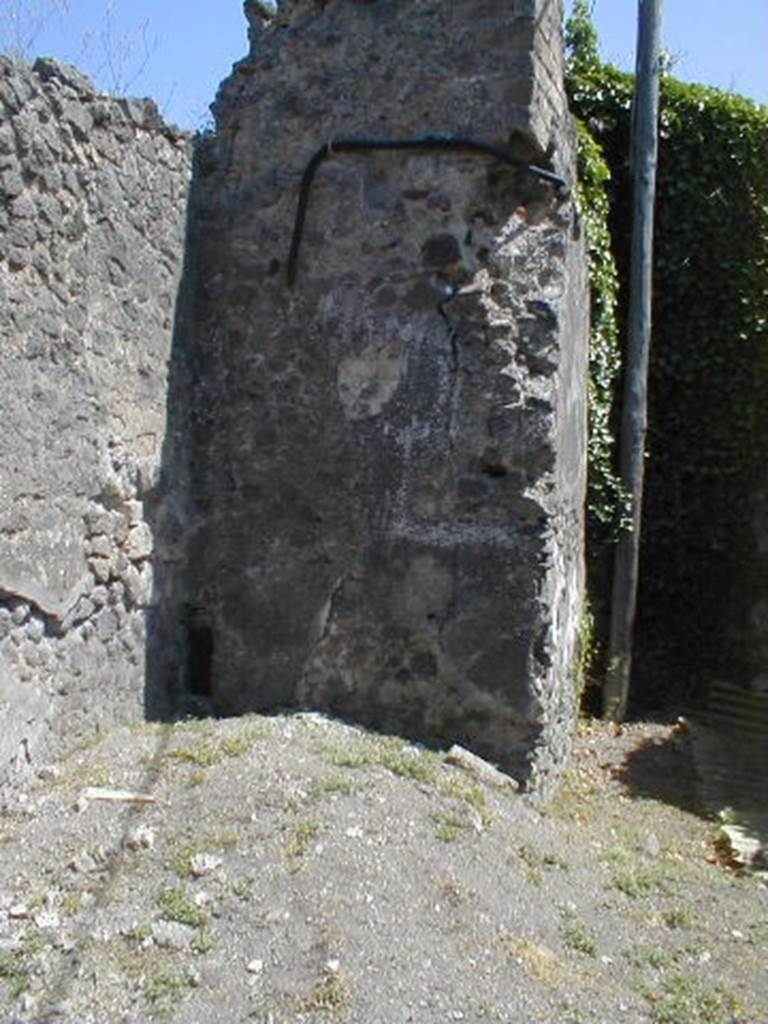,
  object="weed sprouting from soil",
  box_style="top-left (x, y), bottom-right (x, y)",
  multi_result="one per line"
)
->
top-left (502, 933), bottom-right (562, 985)
top-left (156, 886), bottom-right (208, 928)
top-left (284, 818), bottom-right (320, 858)
top-left (301, 967), bottom-right (351, 1013)
top-left (637, 971), bottom-right (745, 1023)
